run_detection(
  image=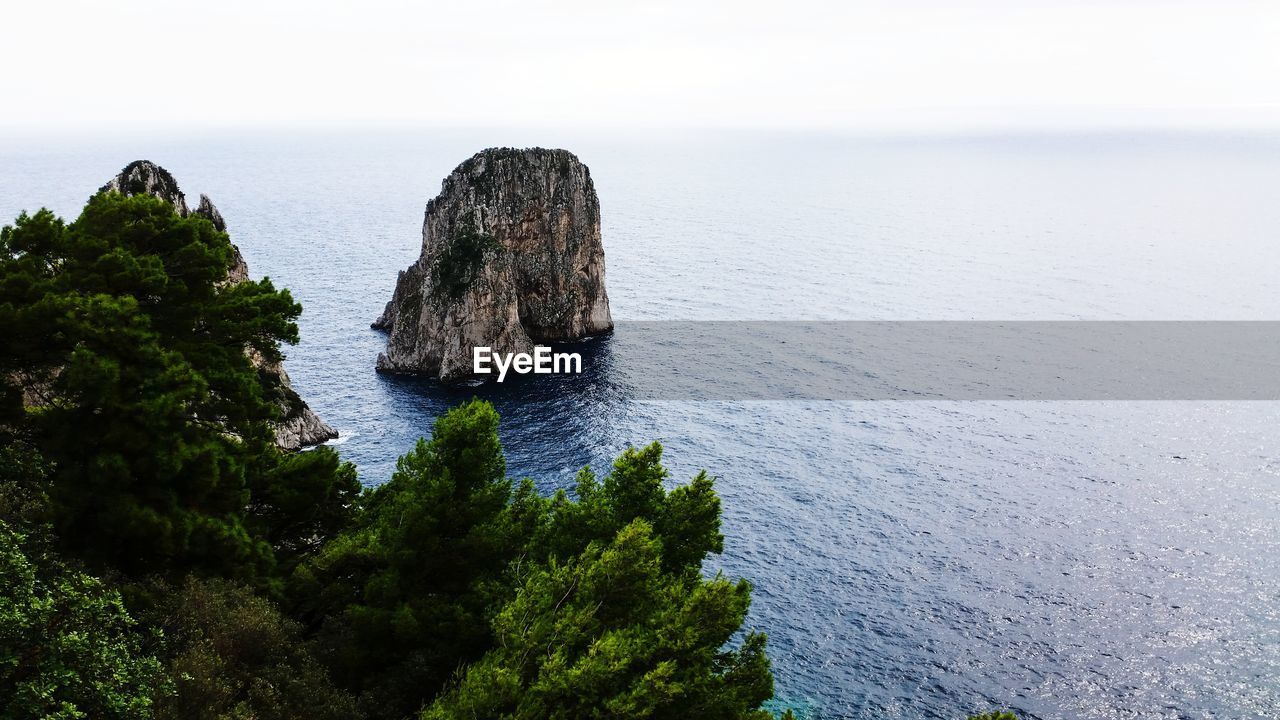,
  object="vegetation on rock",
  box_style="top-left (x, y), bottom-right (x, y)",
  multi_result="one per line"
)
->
top-left (428, 221), bottom-right (502, 302)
